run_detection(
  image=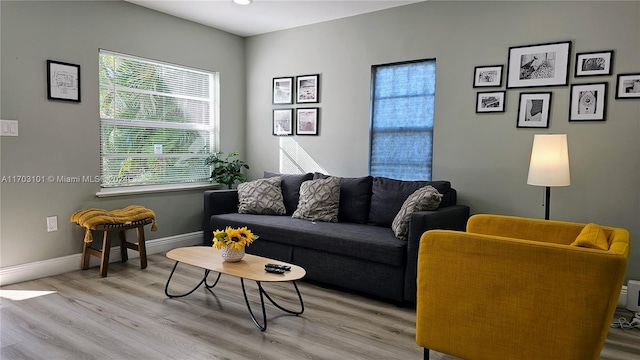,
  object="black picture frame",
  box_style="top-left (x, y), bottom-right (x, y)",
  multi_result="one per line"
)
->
top-left (273, 77), bottom-right (294, 105)
top-left (517, 92), bottom-right (552, 128)
top-left (476, 91), bottom-right (506, 113)
top-left (47, 60), bottom-right (81, 102)
top-left (296, 108), bottom-right (319, 135)
top-left (296, 74), bottom-right (319, 103)
top-left (272, 108), bottom-right (294, 136)
top-left (615, 73), bottom-right (640, 99)
top-left (507, 41), bottom-right (571, 89)
top-left (574, 50), bottom-right (614, 77)
top-left (473, 65), bottom-right (503, 88)
top-left (569, 83), bottom-right (608, 121)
